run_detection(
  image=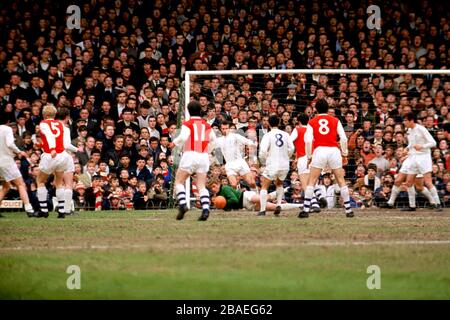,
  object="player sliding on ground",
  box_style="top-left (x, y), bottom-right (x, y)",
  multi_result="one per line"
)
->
top-left (0, 124), bottom-right (38, 218)
top-left (215, 121), bottom-right (258, 191)
top-left (208, 179), bottom-right (302, 213)
top-left (171, 100), bottom-right (217, 221)
top-left (382, 112), bottom-right (442, 211)
top-left (290, 112), bottom-right (327, 212)
top-left (258, 115), bottom-right (295, 216)
top-left (299, 99), bottom-right (354, 218)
